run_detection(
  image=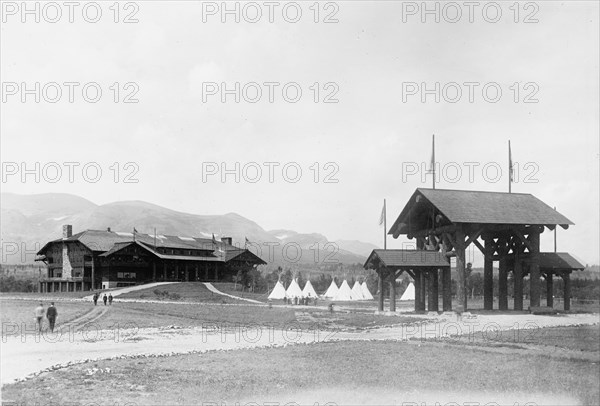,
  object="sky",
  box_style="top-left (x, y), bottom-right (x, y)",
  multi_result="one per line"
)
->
top-left (1, 1), bottom-right (599, 265)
